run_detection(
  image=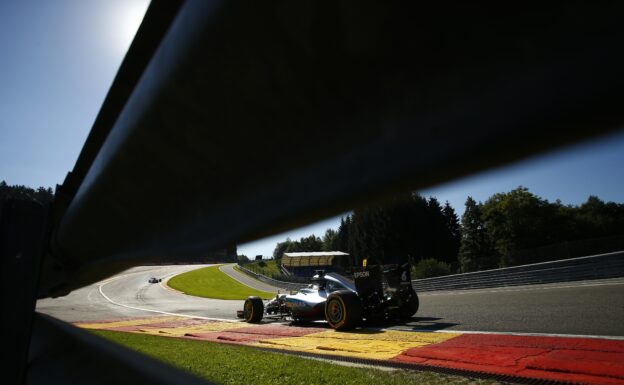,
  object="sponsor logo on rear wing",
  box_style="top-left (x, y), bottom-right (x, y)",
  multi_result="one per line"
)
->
top-left (353, 270), bottom-right (370, 279)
